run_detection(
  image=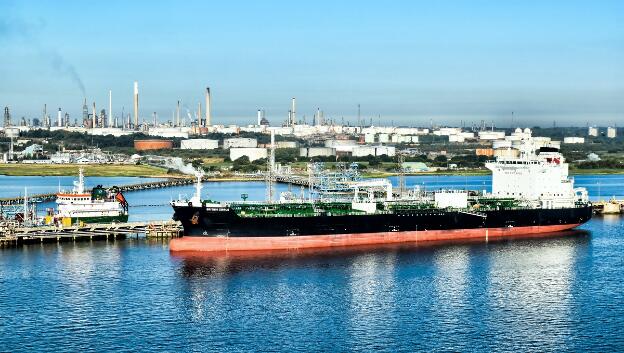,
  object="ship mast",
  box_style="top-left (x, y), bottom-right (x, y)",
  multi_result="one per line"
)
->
top-left (74, 167), bottom-right (85, 194)
top-left (265, 129), bottom-right (275, 202)
top-left (191, 170), bottom-right (204, 205)
top-left (397, 154), bottom-right (405, 198)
